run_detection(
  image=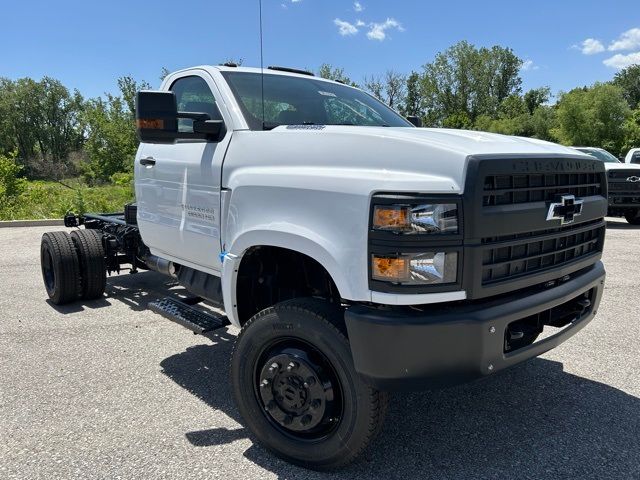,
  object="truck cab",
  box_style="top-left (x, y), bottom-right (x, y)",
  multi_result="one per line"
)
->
top-left (42, 65), bottom-right (607, 470)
